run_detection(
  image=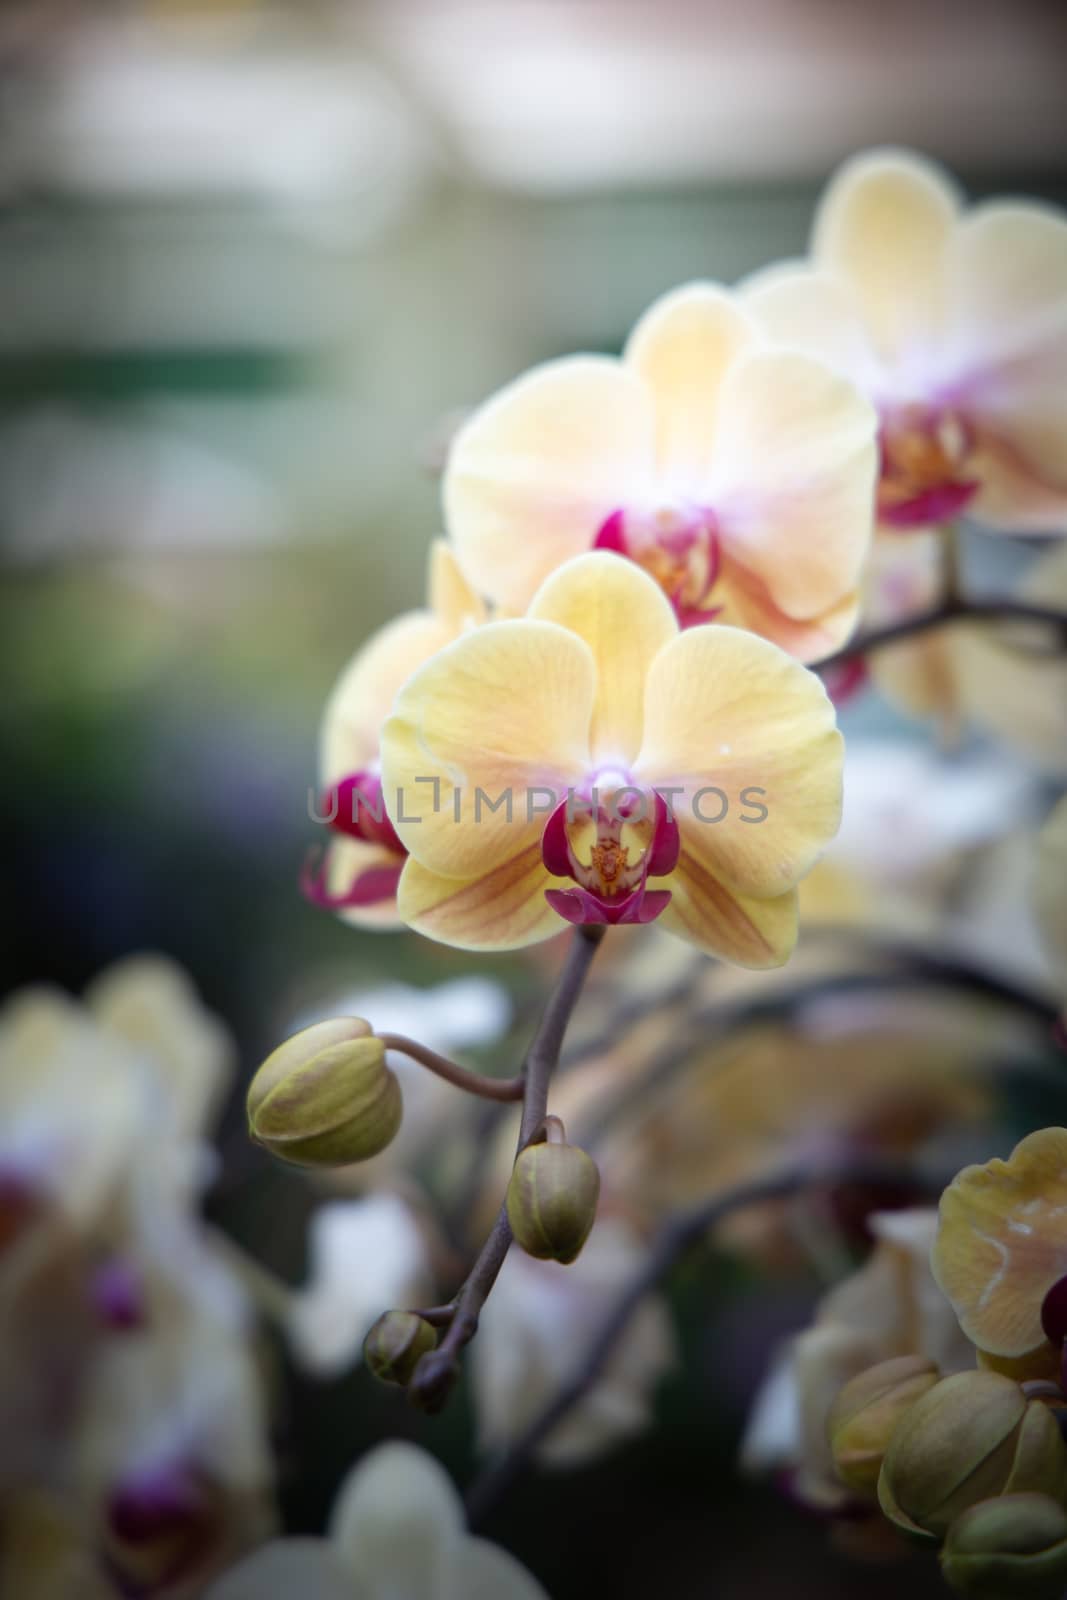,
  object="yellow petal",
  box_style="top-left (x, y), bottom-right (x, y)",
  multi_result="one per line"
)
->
top-left (527, 553), bottom-right (677, 767)
top-left (708, 348), bottom-right (877, 638)
top-left (717, 580), bottom-right (862, 665)
top-left (380, 620), bottom-right (593, 878)
top-left (428, 539), bottom-right (488, 632)
top-left (623, 282), bottom-right (759, 484)
top-left (813, 148), bottom-right (960, 360)
top-left (950, 202), bottom-right (1067, 530)
top-left (931, 1127), bottom-right (1067, 1359)
top-left (444, 356), bottom-right (655, 612)
top-left (633, 625), bottom-right (843, 899)
top-left (742, 262), bottom-right (873, 378)
top-left (658, 855), bottom-right (797, 967)
top-left (320, 609), bottom-right (454, 783)
top-left (396, 851), bottom-right (565, 950)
